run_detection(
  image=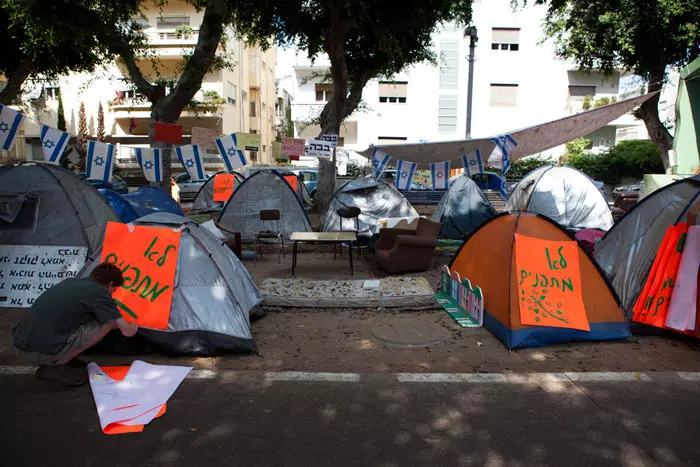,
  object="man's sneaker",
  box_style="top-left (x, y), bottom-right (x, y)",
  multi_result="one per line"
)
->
top-left (35, 364), bottom-right (88, 387)
top-left (67, 358), bottom-right (89, 368)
